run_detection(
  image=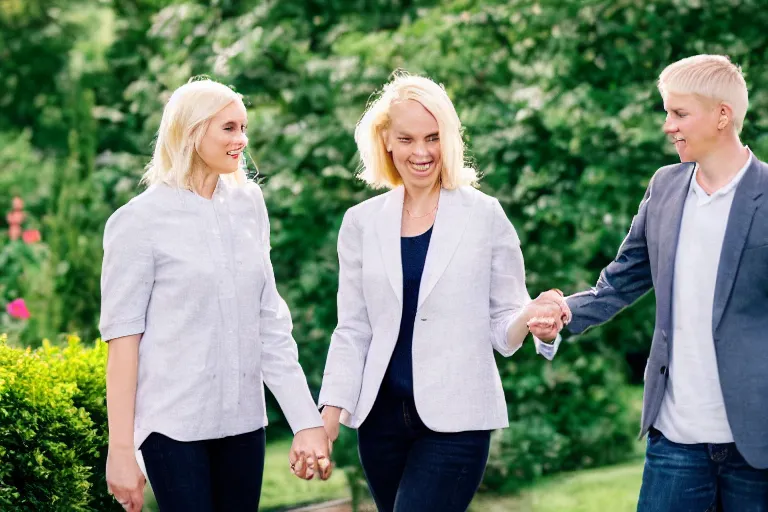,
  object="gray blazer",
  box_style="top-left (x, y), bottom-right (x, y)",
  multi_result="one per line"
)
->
top-left (565, 157), bottom-right (768, 469)
top-left (319, 185), bottom-right (531, 431)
